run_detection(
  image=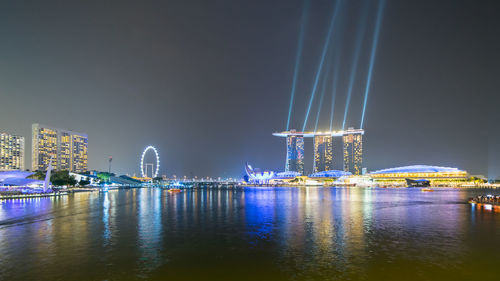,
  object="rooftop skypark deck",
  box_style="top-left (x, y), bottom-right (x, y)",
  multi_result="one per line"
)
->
top-left (273, 128), bottom-right (364, 138)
